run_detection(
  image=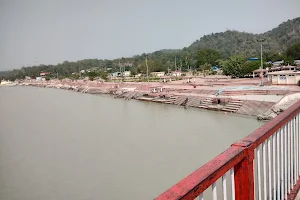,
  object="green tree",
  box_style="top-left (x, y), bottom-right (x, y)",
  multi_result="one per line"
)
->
top-left (264, 52), bottom-right (284, 62)
top-left (199, 63), bottom-right (211, 76)
top-left (88, 71), bottom-right (97, 81)
top-left (283, 56), bottom-right (295, 66)
top-left (243, 61), bottom-right (260, 75)
top-left (286, 43), bottom-right (300, 59)
top-left (98, 71), bottom-right (108, 80)
top-left (70, 73), bottom-right (80, 80)
top-left (196, 49), bottom-right (221, 67)
top-left (221, 55), bottom-right (247, 77)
